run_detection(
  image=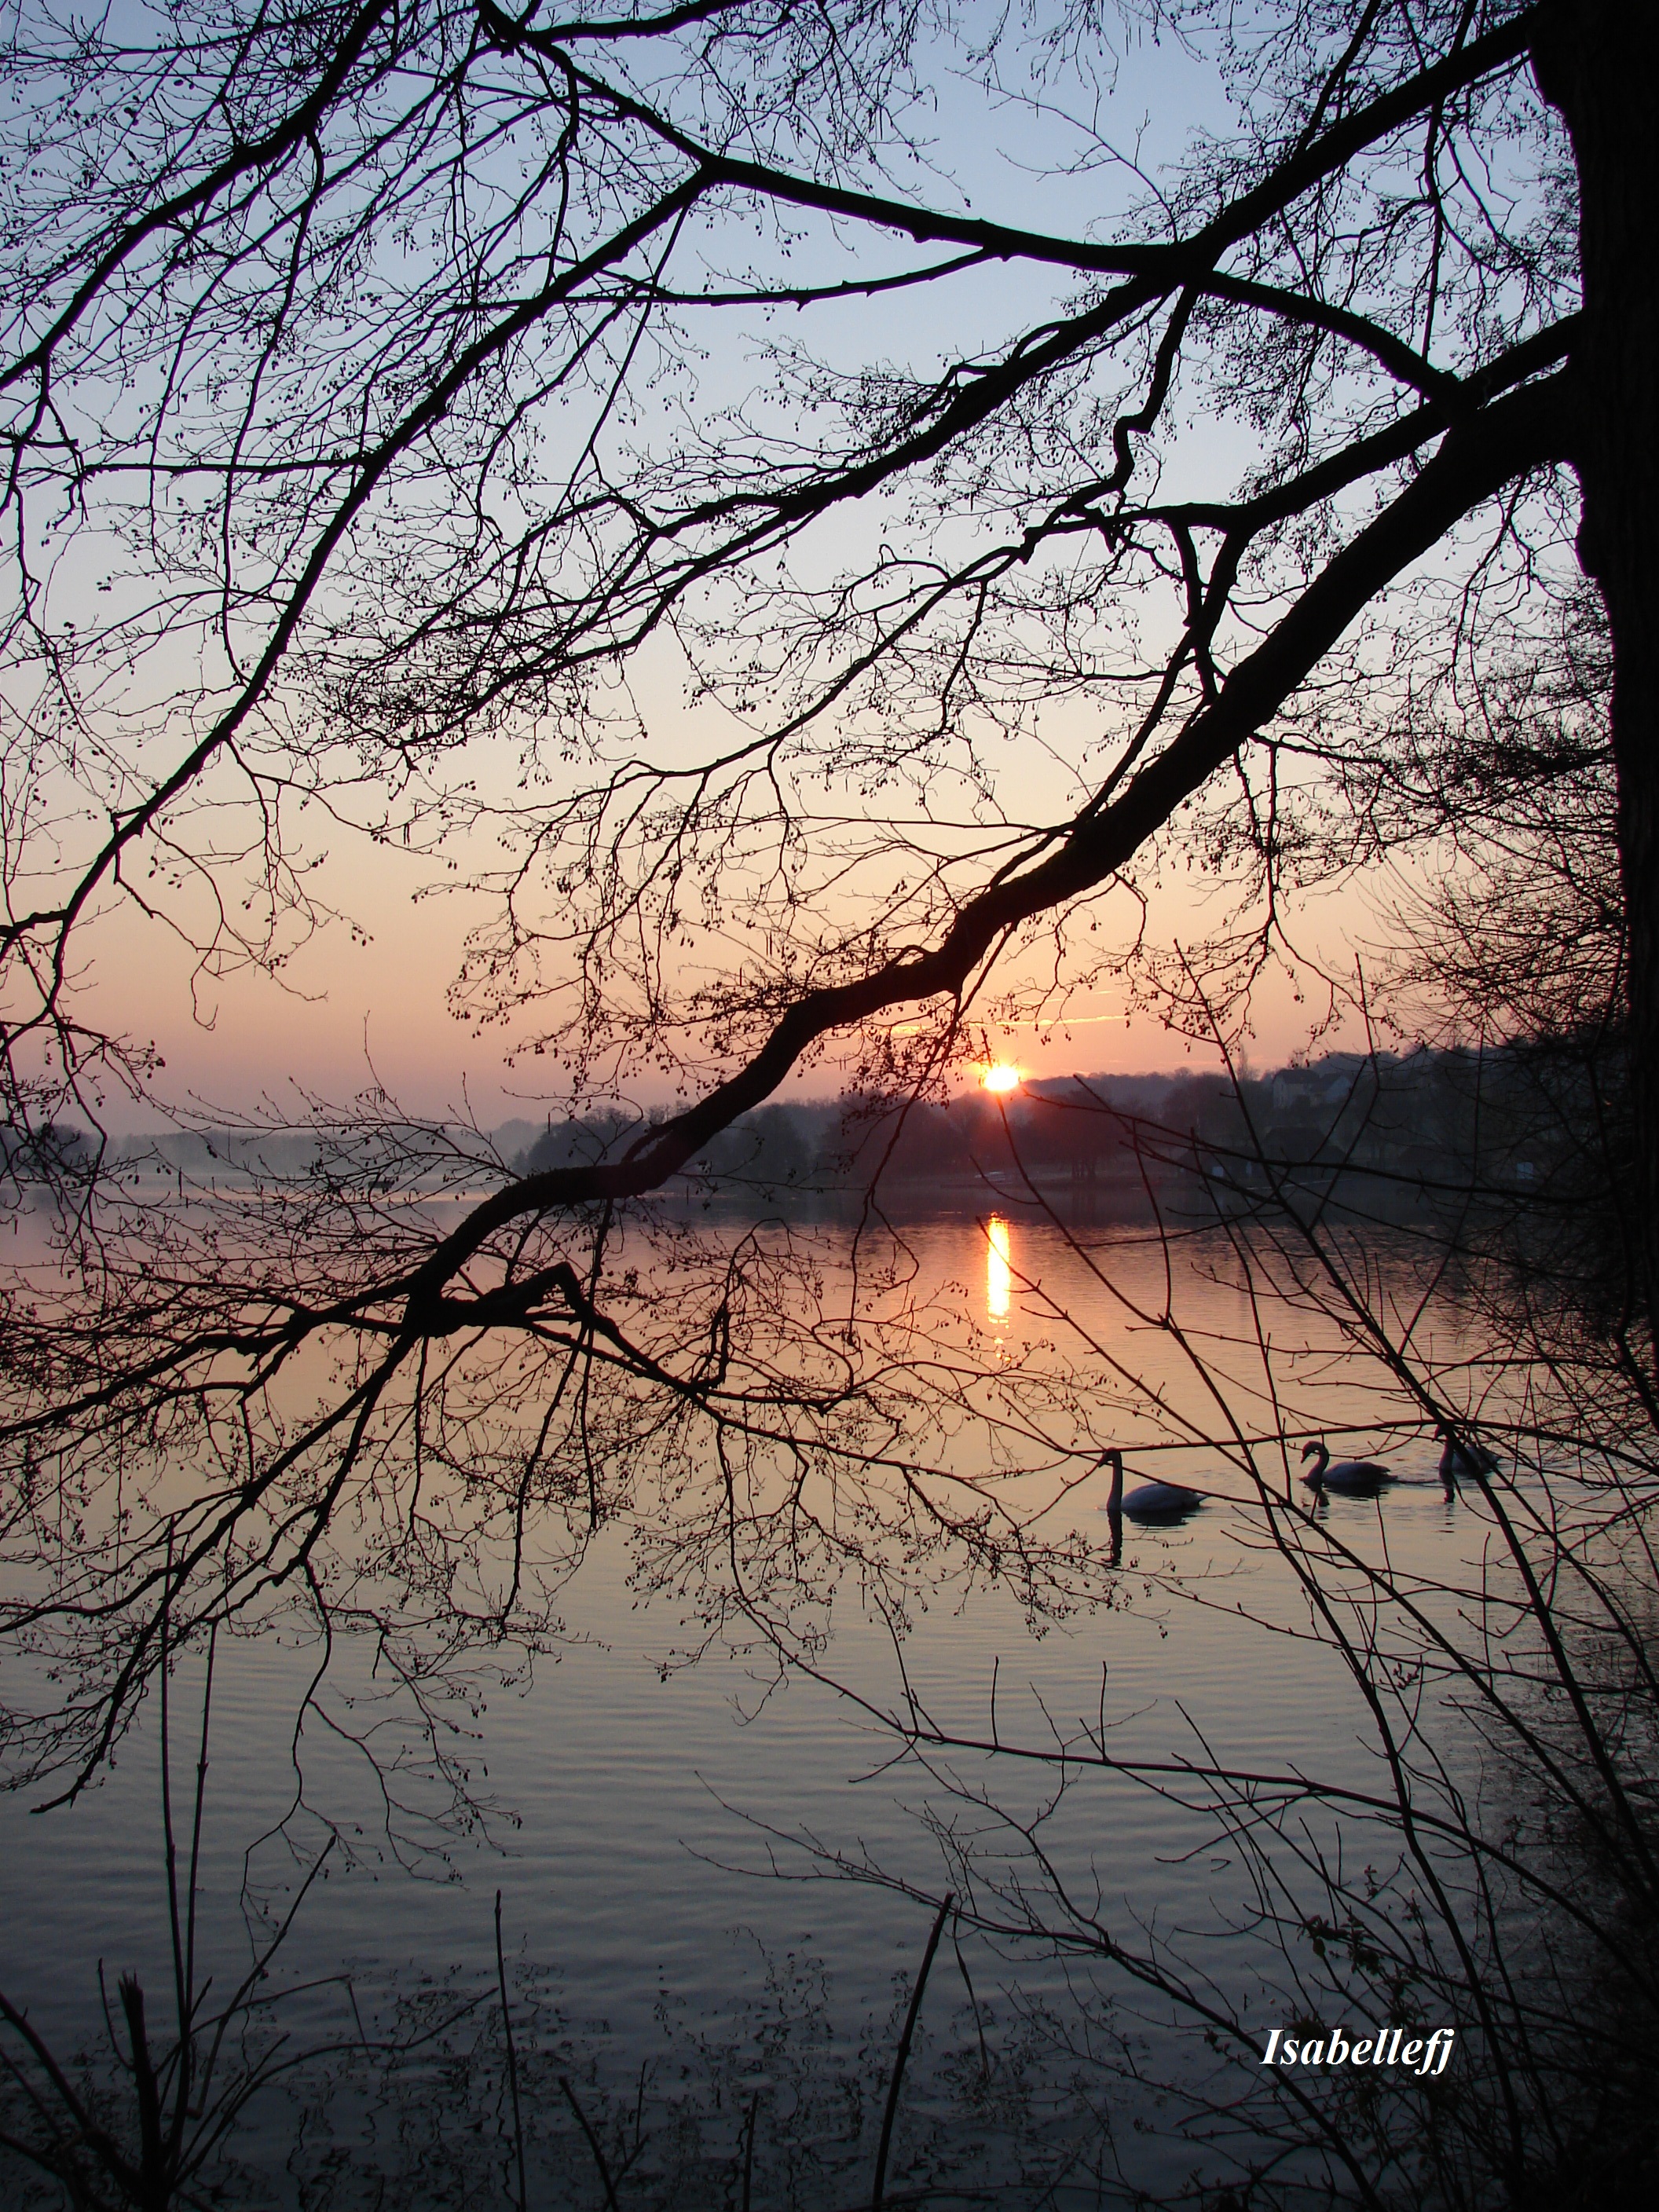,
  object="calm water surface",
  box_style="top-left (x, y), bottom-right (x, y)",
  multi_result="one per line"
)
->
top-left (0, 1208), bottom-right (1504, 2203)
